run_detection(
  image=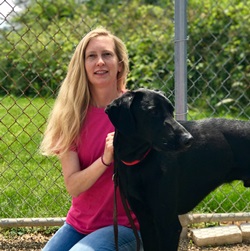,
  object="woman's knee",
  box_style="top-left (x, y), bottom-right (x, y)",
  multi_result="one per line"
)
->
top-left (42, 222), bottom-right (85, 251)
